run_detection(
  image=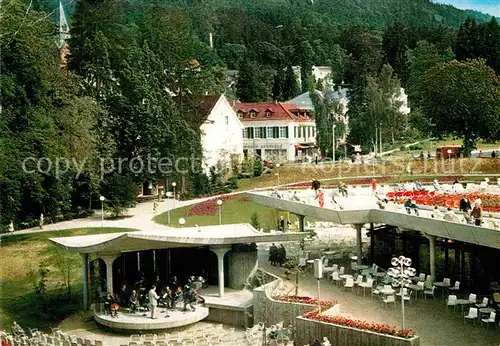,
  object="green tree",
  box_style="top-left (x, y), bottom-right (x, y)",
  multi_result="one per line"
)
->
top-left (383, 22), bottom-right (410, 85)
top-left (420, 59), bottom-right (500, 156)
top-left (281, 64), bottom-right (299, 100)
top-left (272, 68), bottom-right (284, 101)
top-left (236, 58), bottom-right (267, 102)
top-left (329, 44), bottom-right (347, 86)
top-left (298, 41), bottom-right (314, 92)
